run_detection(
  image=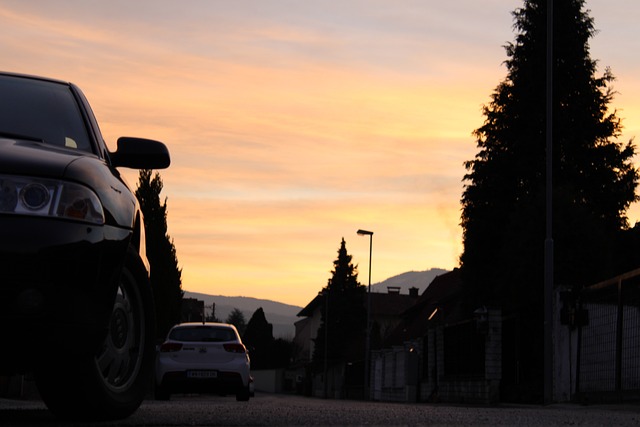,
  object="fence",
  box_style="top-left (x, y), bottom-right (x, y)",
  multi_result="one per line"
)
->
top-left (576, 268), bottom-right (640, 401)
top-left (370, 309), bottom-right (501, 404)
